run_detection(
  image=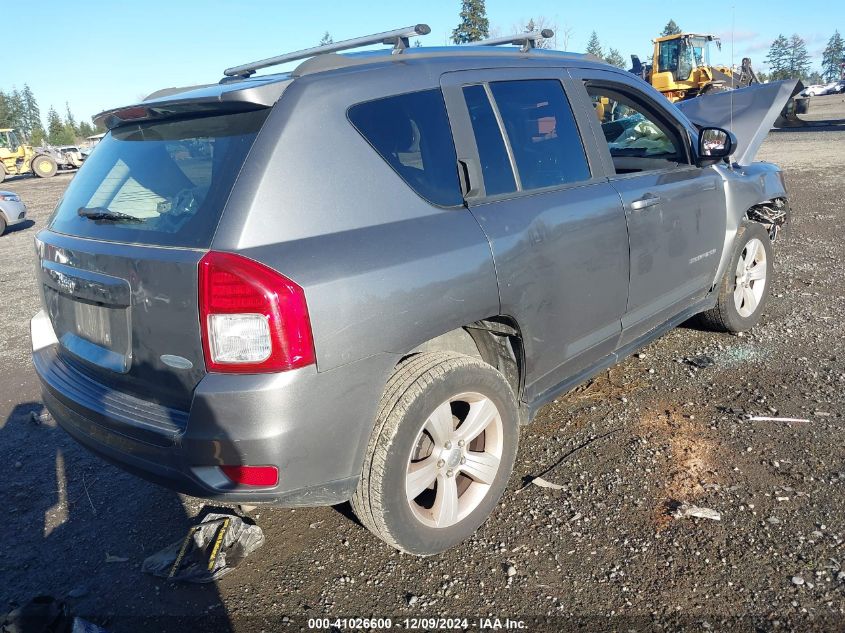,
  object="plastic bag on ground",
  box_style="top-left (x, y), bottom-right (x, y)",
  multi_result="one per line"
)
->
top-left (142, 513), bottom-right (264, 583)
